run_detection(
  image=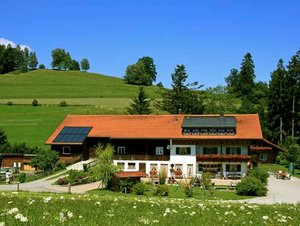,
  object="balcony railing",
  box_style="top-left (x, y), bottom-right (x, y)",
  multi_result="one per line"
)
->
top-left (196, 154), bottom-right (250, 162)
top-left (114, 154), bottom-right (169, 161)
